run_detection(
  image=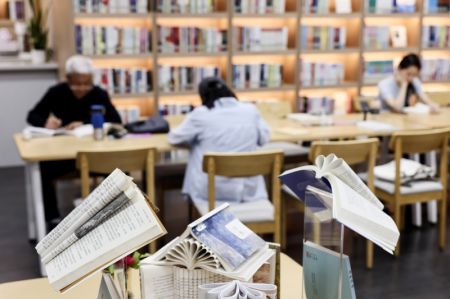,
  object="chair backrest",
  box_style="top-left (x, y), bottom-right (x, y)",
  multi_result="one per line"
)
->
top-left (76, 148), bottom-right (156, 201)
top-left (389, 128), bottom-right (450, 192)
top-left (202, 150), bottom-right (284, 211)
top-left (309, 138), bottom-right (379, 190)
